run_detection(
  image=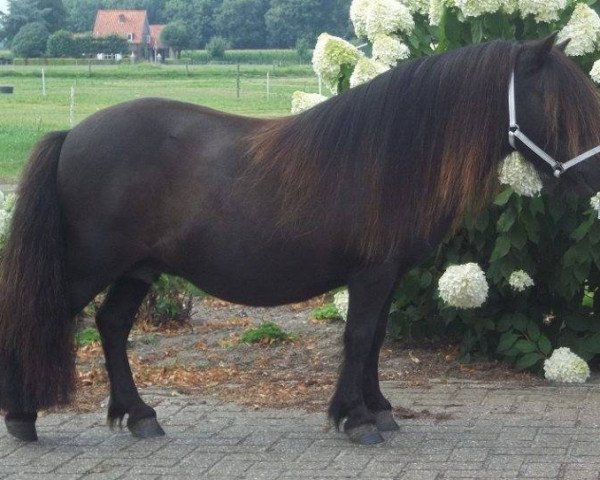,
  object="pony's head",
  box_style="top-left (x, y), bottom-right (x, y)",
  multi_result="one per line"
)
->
top-left (511, 33), bottom-right (600, 195)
